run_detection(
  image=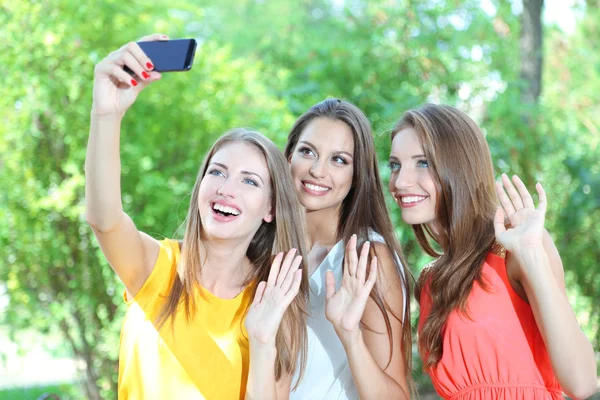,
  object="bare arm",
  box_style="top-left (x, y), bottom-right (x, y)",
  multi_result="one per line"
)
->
top-left (85, 35), bottom-right (167, 296)
top-left (326, 237), bottom-right (409, 400)
top-left (516, 247), bottom-right (597, 399)
top-left (496, 175), bottom-right (597, 399)
top-left (244, 251), bottom-right (304, 400)
top-left (342, 243), bottom-right (409, 399)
